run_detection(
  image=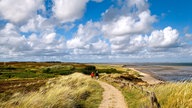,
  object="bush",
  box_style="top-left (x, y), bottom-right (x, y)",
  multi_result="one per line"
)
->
top-left (42, 66), bottom-right (74, 75)
top-left (82, 65), bottom-right (96, 75)
top-left (43, 68), bottom-right (52, 74)
top-left (98, 68), bottom-right (119, 74)
top-left (59, 71), bottom-right (73, 75)
top-left (4, 66), bottom-right (17, 70)
top-left (26, 69), bottom-right (38, 73)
